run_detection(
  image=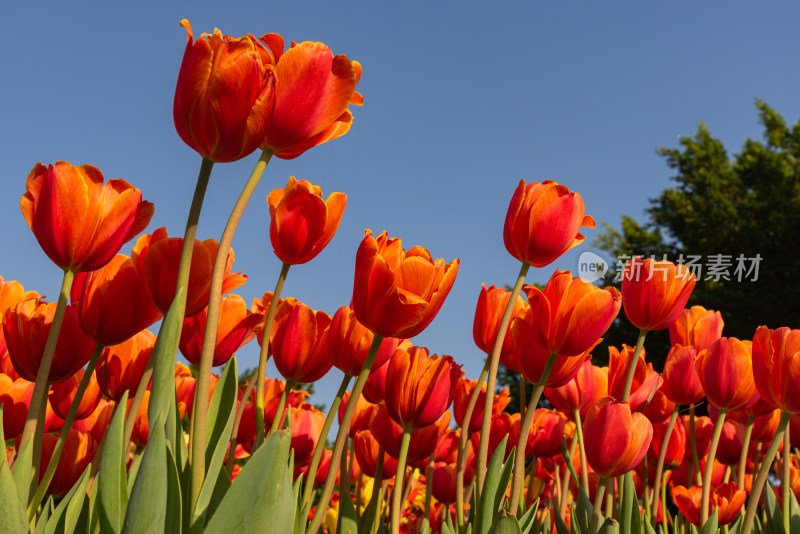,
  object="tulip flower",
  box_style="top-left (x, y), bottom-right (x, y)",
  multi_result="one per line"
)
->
top-left (337, 391), bottom-right (378, 438)
top-left (268, 177), bottom-right (346, 265)
top-left (669, 306), bottom-right (724, 350)
top-left (75, 254), bottom-right (162, 346)
top-left (327, 306), bottom-right (404, 377)
top-left (96, 329), bottom-right (155, 402)
top-left (715, 419), bottom-right (748, 466)
top-left (36, 429), bottom-right (96, 497)
top-left (290, 404), bottom-right (326, 467)
top-left (352, 229), bottom-right (459, 339)
top-left (49, 368), bottom-right (101, 420)
top-left (661, 344), bottom-right (704, 406)
top-left (271, 301), bottom-right (332, 384)
top-left (179, 294), bottom-right (263, 367)
top-left (471, 412), bottom-right (519, 462)
top-left (607, 345), bottom-right (662, 413)
top-left (432, 462), bottom-right (458, 504)
top-left (370, 404), bottom-right (450, 463)
top-left (384, 346), bottom-right (460, 431)
top-left (133, 227), bottom-right (246, 317)
top-left (72, 399), bottom-right (114, 443)
top-left (751, 326), bottom-right (800, 413)
top-left (647, 416), bottom-right (686, 469)
top-left (696, 337), bottom-right (758, 412)
top-left (21, 162), bottom-right (153, 273)
top-left (544, 356), bottom-right (597, 414)
top-left (473, 283), bottom-right (527, 359)
top-left (621, 256), bottom-right (696, 331)
top-left (173, 20), bottom-right (277, 162)
top-left (452, 377), bottom-right (510, 433)
top-left (3, 299), bottom-right (94, 384)
top-left (0, 277), bottom-right (39, 319)
top-left (354, 429), bottom-right (398, 479)
top-left (583, 397), bottom-right (653, 479)
top-left (503, 180), bottom-right (595, 268)
top-left (671, 483), bottom-right (745, 526)
top-left (527, 409), bottom-right (568, 458)
top-left (257, 36), bottom-right (362, 159)
top-left (1, 377), bottom-right (41, 438)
